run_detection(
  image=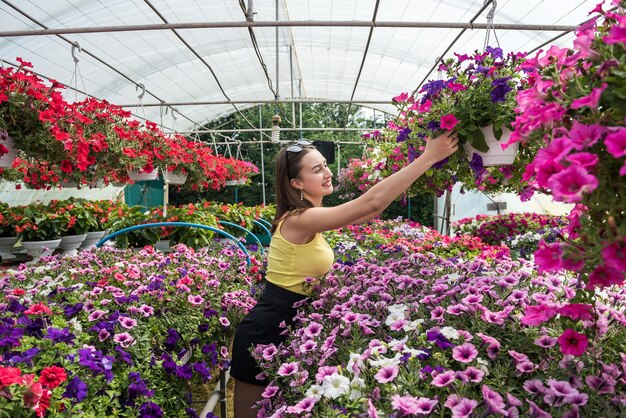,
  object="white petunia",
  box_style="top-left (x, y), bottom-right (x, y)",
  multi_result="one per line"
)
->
top-left (368, 352), bottom-right (402, 368)
top-left (305, 384), bottom-right (324, 400)
top-left (321, 373), bottom-right (350, 399)
top-left (440, 326), bottom-right (460, 340)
